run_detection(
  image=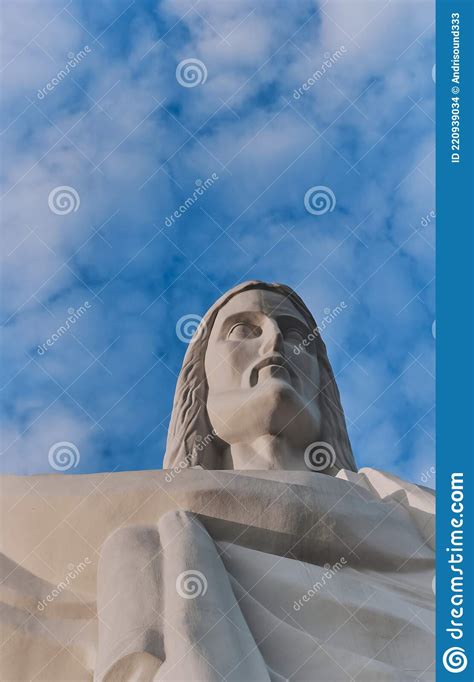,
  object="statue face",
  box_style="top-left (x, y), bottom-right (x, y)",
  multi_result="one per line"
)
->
top-left (204, 289), bottom-right (321, 457)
